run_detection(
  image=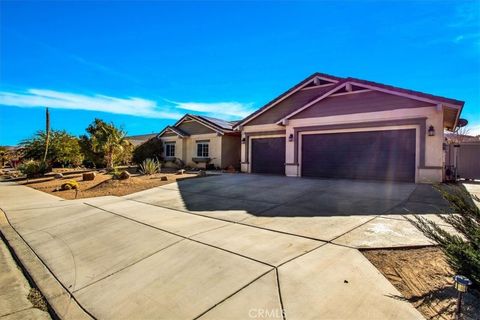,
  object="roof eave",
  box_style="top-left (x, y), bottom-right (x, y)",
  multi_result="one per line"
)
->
top-left (233, 72), bottom-right (341, 129)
